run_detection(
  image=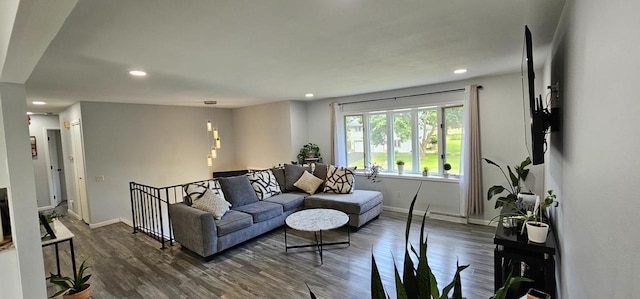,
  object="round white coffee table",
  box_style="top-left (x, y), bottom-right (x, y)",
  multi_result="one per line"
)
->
top-left (284, 208), bottom-right (350, 264)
